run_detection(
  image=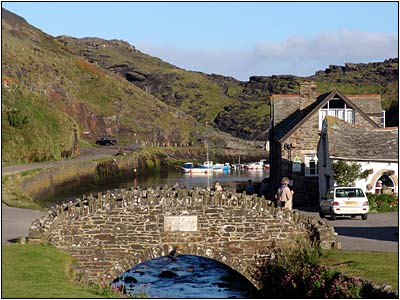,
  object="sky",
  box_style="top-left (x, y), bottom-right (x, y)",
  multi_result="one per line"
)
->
top-left (2, 1), bottom-right (398, 81)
